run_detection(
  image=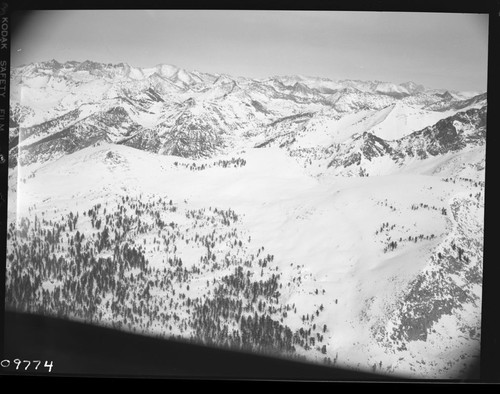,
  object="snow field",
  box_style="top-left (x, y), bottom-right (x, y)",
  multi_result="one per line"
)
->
top-left (6, 131), bottom-right (485, 378)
